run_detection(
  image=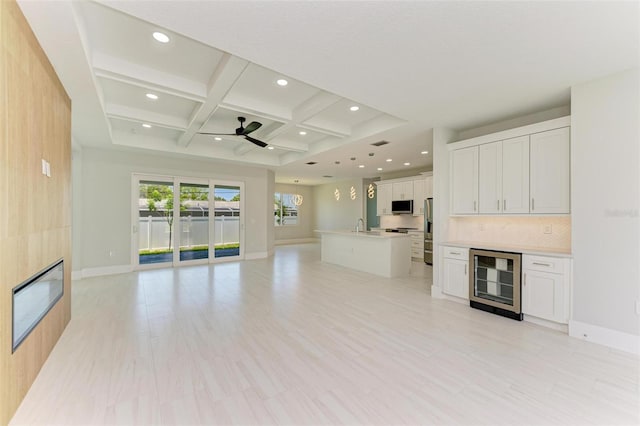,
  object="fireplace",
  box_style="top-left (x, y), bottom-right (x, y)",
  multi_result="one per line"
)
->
top-left (12, 259), bottom-right (64, 352)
